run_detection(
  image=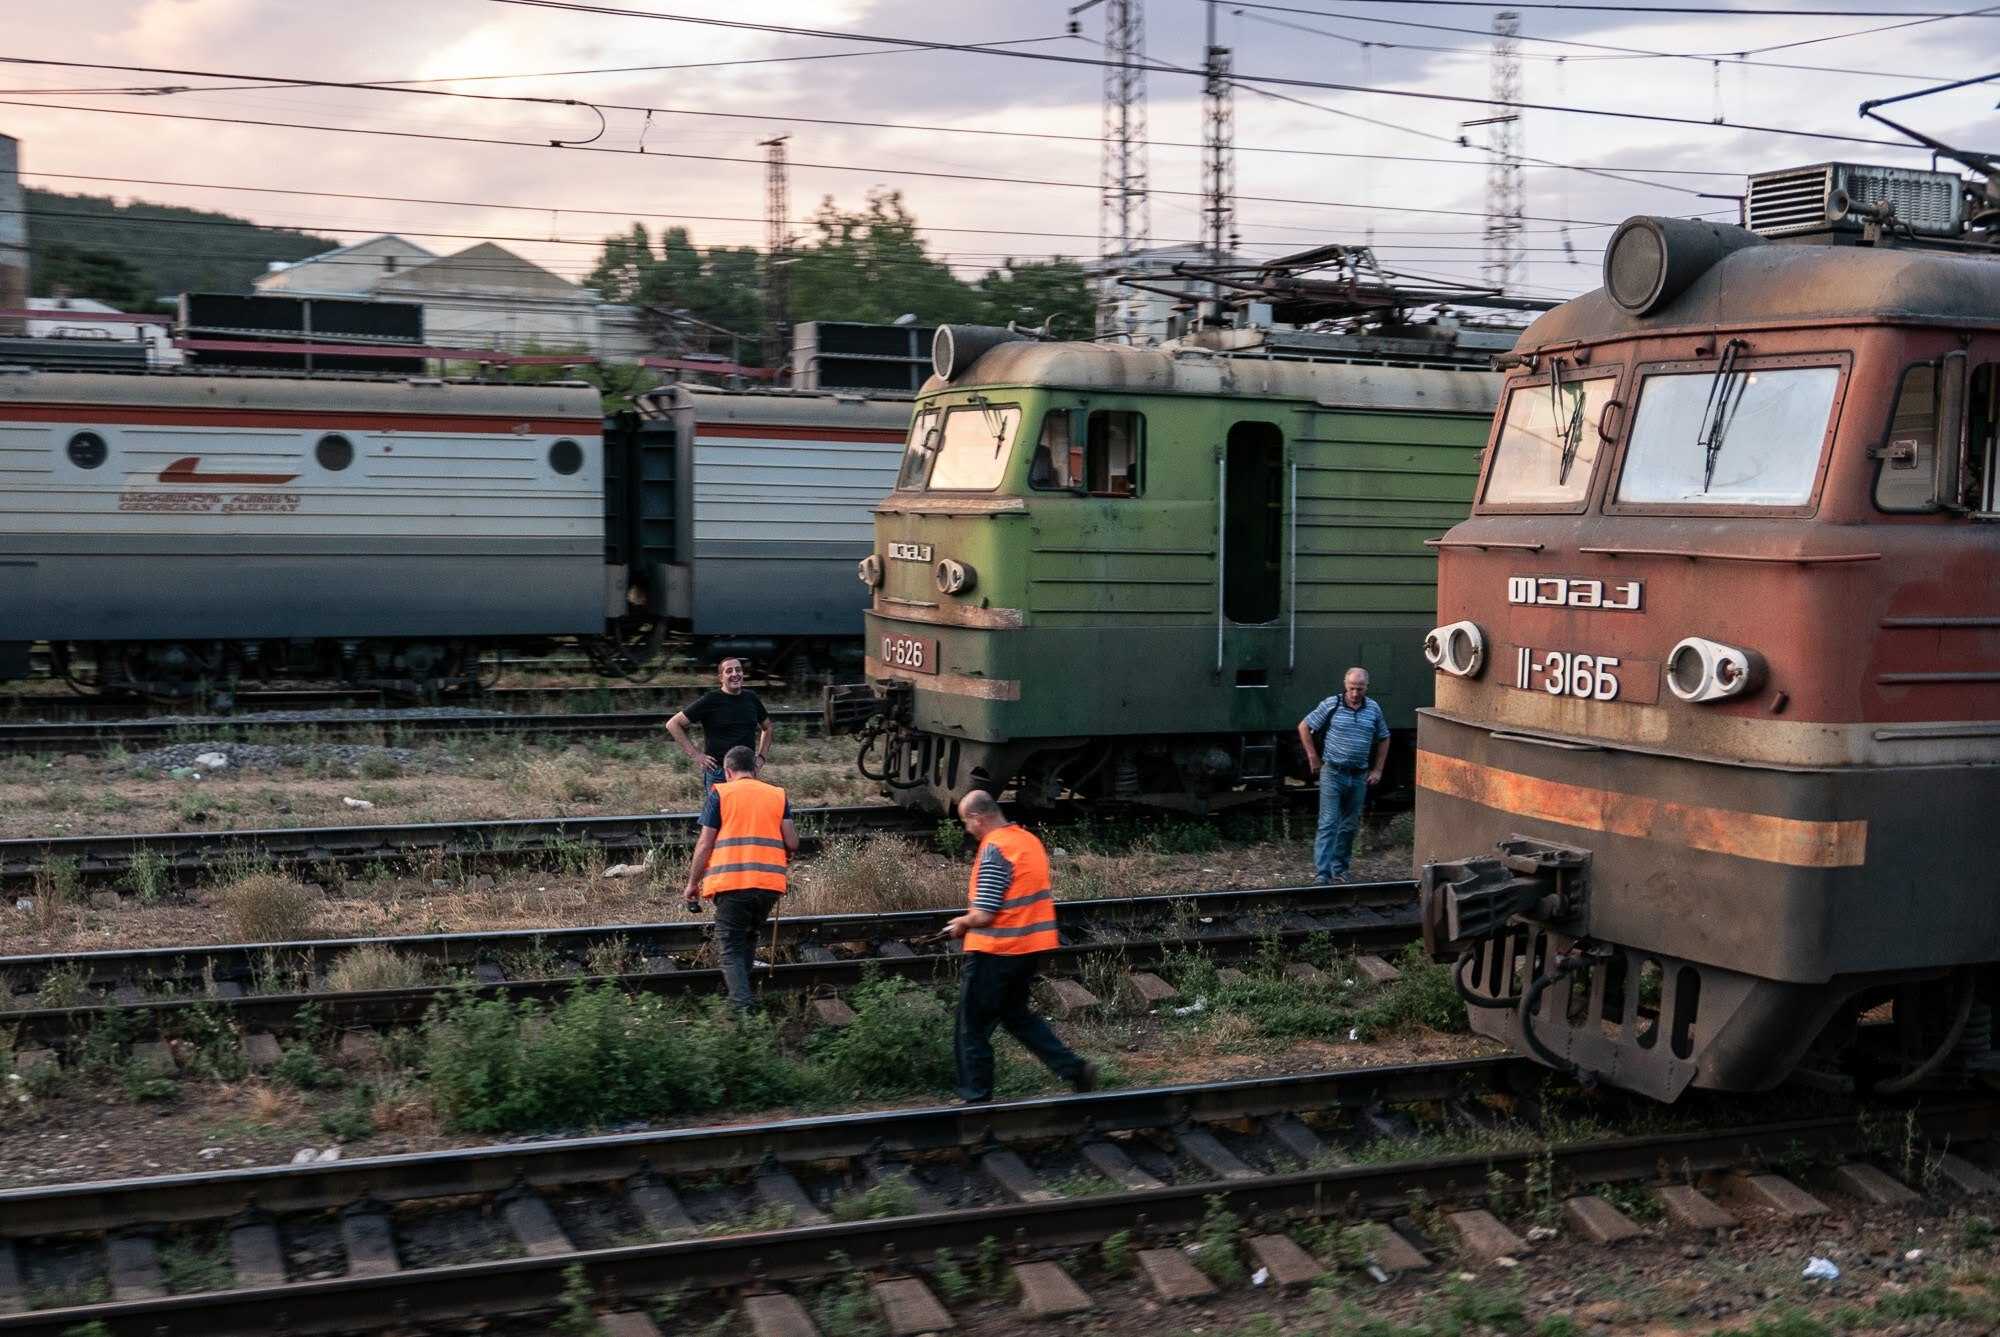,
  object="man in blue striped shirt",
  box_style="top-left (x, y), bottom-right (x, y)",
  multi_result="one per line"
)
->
top-left (1297, 666), bottom-right (1390, 884)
